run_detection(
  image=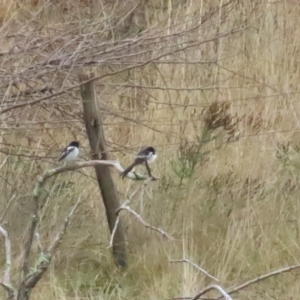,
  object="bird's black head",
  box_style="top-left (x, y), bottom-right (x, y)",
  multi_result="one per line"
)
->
top-left (69, 141), bottom-right (80, 148)
top-left (146, 146), bottom-right (155, 154)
